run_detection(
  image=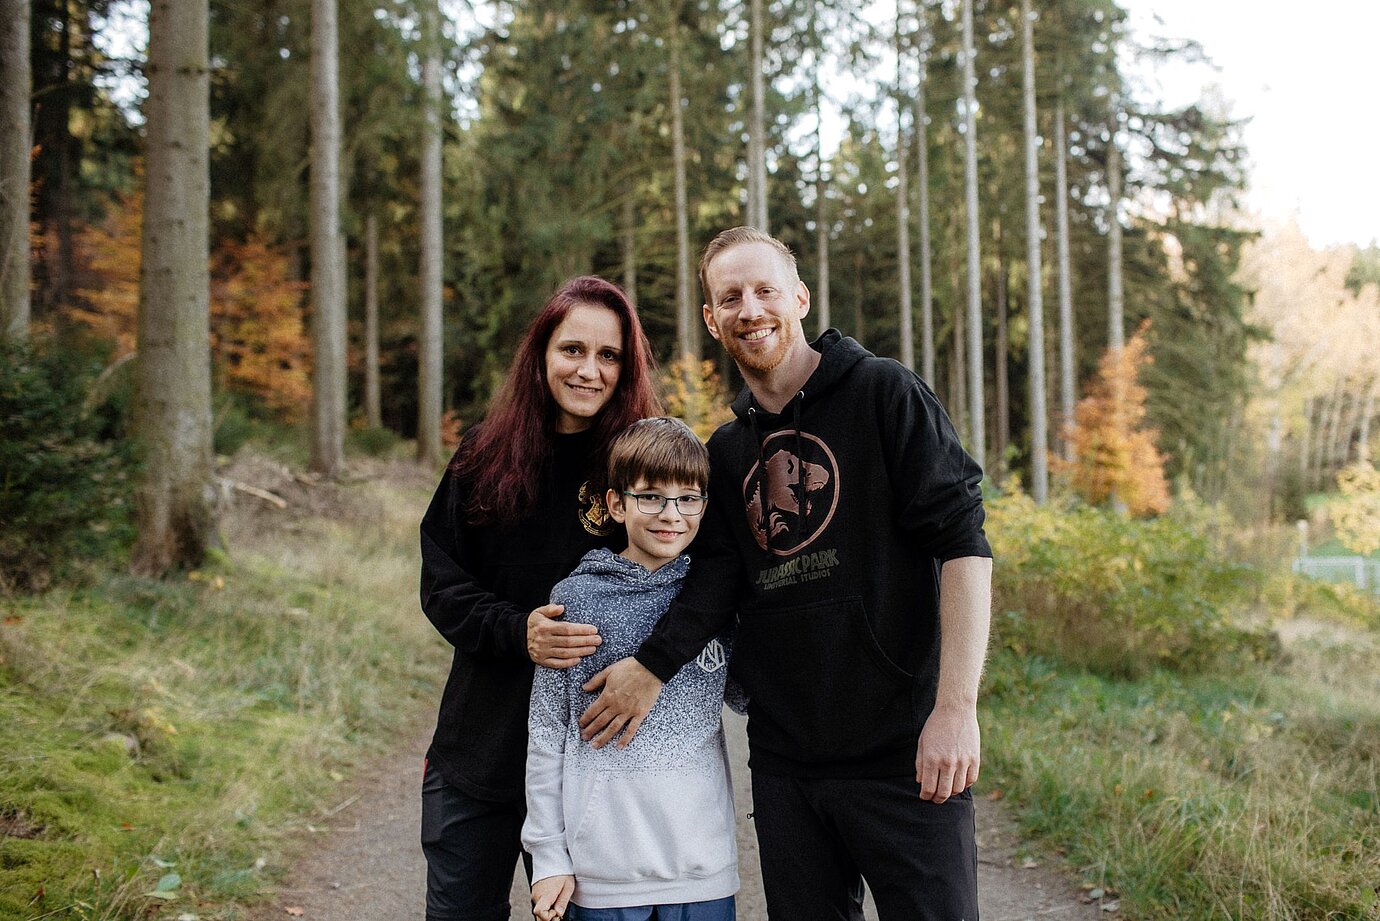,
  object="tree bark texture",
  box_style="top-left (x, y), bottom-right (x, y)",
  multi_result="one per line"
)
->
top-left (310, 0), bottom-right (347, 474)
top-left (621, 190), bottom-right (637, 308)
top-left (1021, 0), bottom-right (1048, 501)
top-left (747, 0), bottom-right (768, 232)
top-left (994, 241), bottom-right (1009, 480)
top-left (671, 13), bottom-right (697, 362)
top-left (914, 13), bottom-right (935, 386)
top-left (894, 4), bottom-right (913, 370)
top-left (133, 0), bottom-right (214, 576)
top-left (365, 211), bottom-right (381, 429)
top-left (814, 75), bottom-right (830, 334)
top-left (961, 0), bottom-right (985, 468)
top-left (416, 0), bottom-right (444, 468)
top-left (1054, 97), bottom-right (1075, 460)
top-left (1107, 126), bottom-right (1124, 352)
top-left (1, 0), bottom-right (30, 340)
